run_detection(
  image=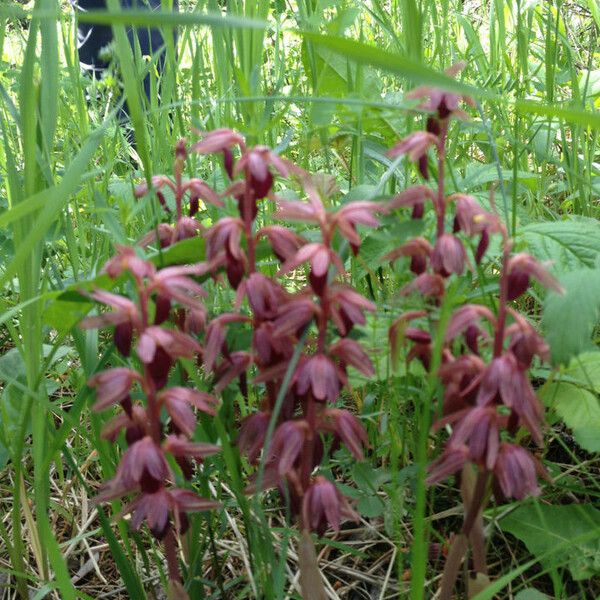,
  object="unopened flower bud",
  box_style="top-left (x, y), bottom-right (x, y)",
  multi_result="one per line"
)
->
top-left (431, 234), bottom-right (466, 277)
top-left (175, 138), bottom-right (187, 160)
